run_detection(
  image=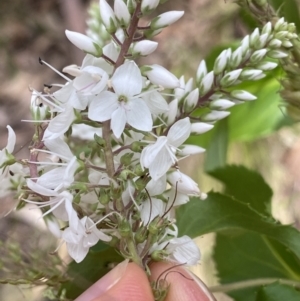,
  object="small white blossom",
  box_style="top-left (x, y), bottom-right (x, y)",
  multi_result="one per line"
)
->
top-left (141, 118), bottom-right (191, 180)
top-left (88, 61), bottom-right (153, 138)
